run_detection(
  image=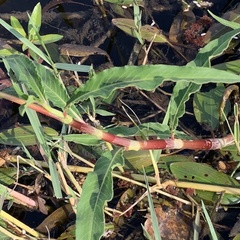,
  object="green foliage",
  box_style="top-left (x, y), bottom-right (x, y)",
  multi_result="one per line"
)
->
top-left (7, 3), bottom-right (62, 60)
top-left (143, 168), bottom-right (162, 240)
top-left (112, 18), bottom-right (170, 44)
top-left (193, 84), bottom-right (231, 130)
top-left (201, 201), bottom-right (218, 240)
top-left (67, 65), bottom-right (240, 105)
top-left (0, 168), bottom-right (17, 185)
top-left (0, 3), bottom-right (240, 239)
top-left (0, 125), bottom-right (58, 146)
top-left (170, 162), bottom-right (240, 204)
top-left (76, 149), bottom-right (124, 239)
